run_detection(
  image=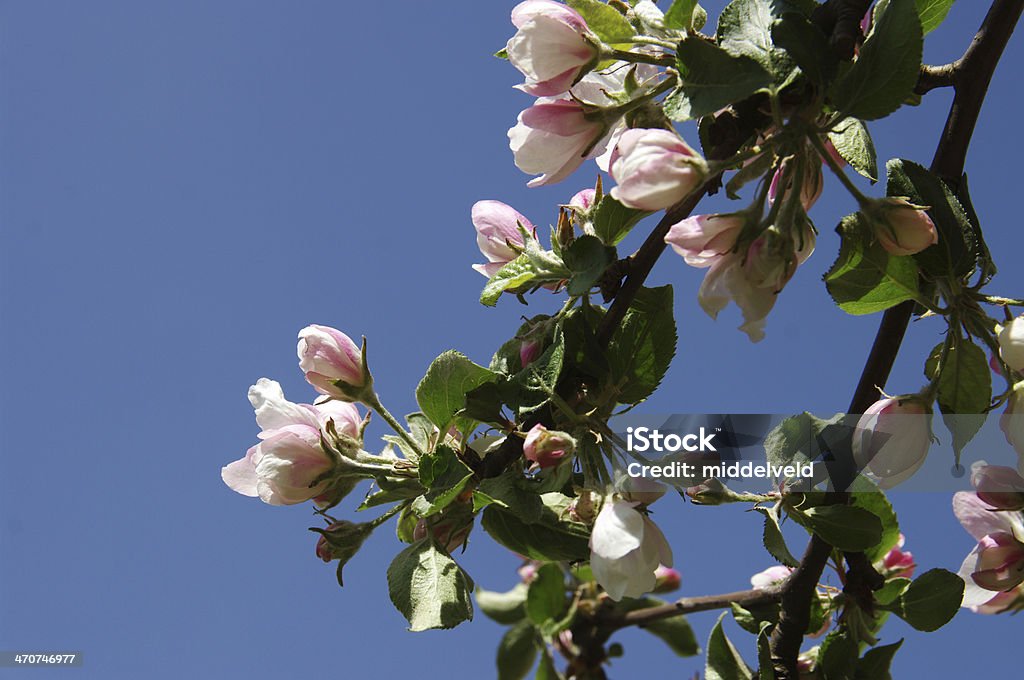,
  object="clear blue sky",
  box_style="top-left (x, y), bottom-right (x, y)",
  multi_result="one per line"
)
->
top-left (1, 1), bottom-right (1020, 677)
